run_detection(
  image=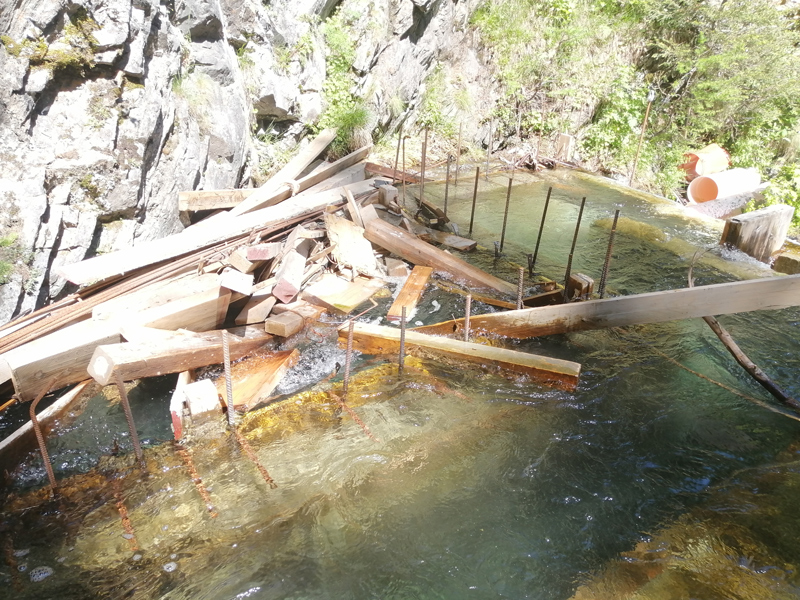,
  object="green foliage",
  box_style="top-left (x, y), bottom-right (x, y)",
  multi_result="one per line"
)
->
top-left (0, 233), bottom-right (20, 285)
top-left (236, 44), bottom-right (254, 70)
top-left (417, 66), bottom-right (455, 138)
top-left (750, 164), bottom-right (800, 229)
top-left (317, 10), bottom-right (371, 157)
